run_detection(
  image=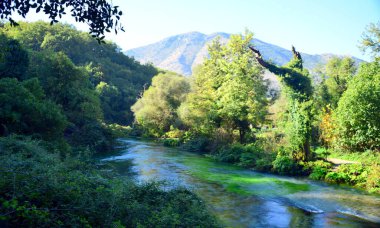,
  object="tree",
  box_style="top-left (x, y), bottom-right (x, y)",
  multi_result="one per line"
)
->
top-left (131, 72), bottom-right (190, 137)
top-left (0, 77), bottom-right (67, 140)
top-left (333, 61), bottom-right (380, 151)
top-left (0, 0), bottom-right (124, 41)
top-left (0, 34), bottom-right (29, 79)
top-left (249, 45), bottom-right (313, 161)
top-left (180, 32), bottom-right (267, 143)
top-left (325, 57), bottom-right (356, 107)
top-left (360, 21), bottom-right (380, 60)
